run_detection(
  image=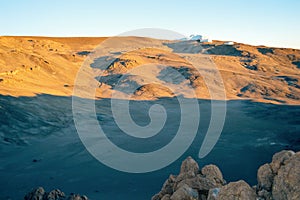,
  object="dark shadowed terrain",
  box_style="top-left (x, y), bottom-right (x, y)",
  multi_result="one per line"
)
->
top-left (0, 94), bottom-right (299, 199)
